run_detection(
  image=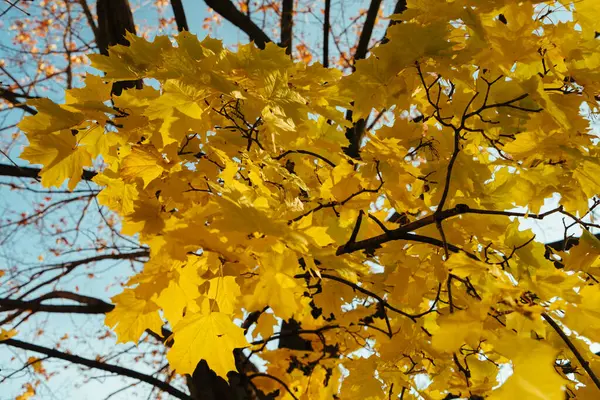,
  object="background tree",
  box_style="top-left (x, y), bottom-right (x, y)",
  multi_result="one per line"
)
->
top-left (2, 1), bottom-right (600, 400)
